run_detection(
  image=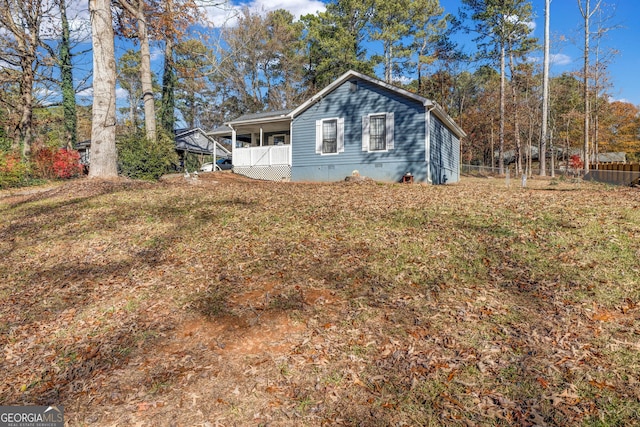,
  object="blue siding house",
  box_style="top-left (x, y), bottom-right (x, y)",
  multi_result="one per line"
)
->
top-left (213, 70), bottom-right (465, 184)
